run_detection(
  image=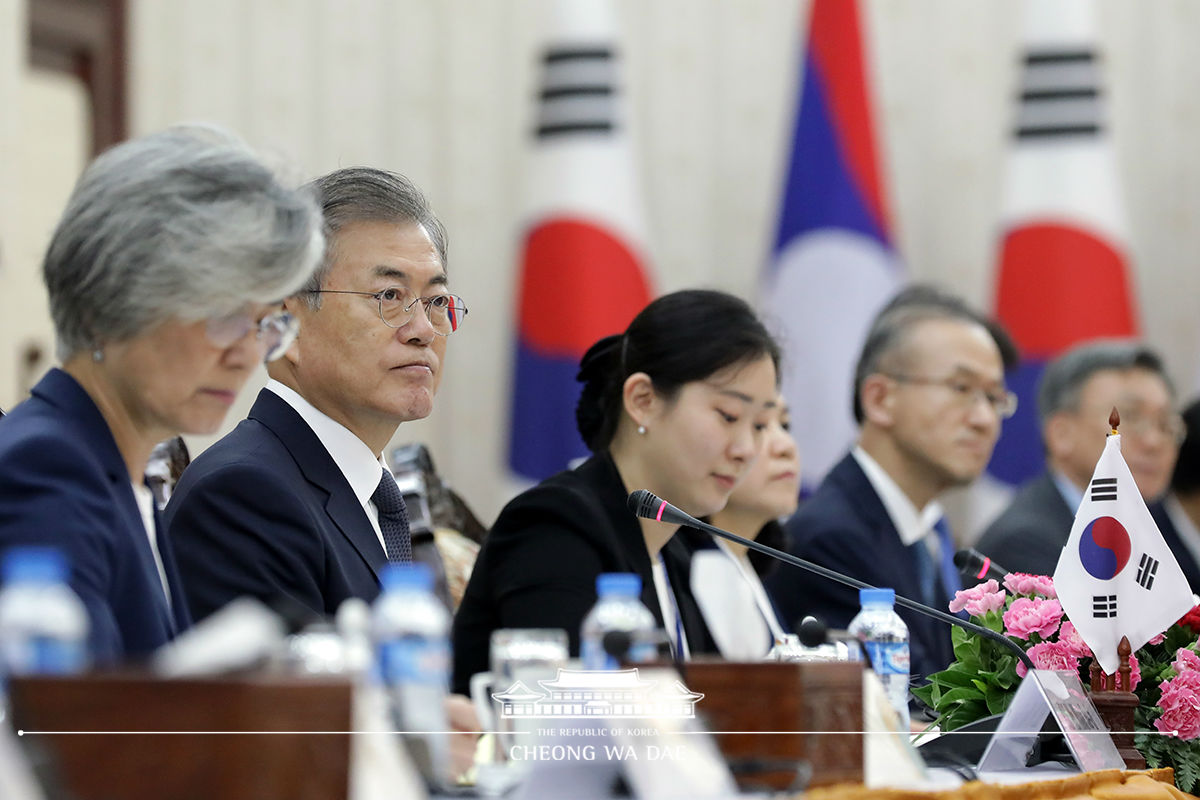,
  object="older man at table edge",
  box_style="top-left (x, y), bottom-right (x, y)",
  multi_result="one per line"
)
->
top-left (164, 166), bottom-right (477, 775)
